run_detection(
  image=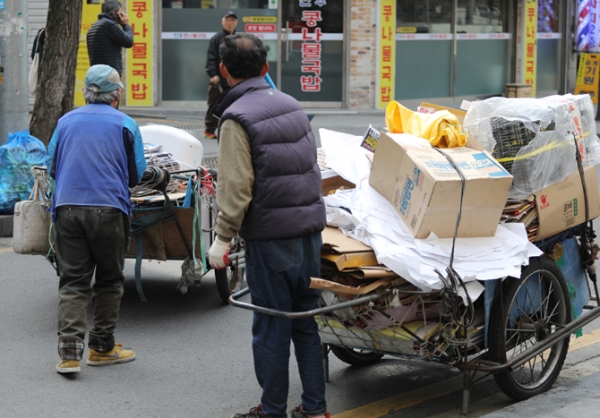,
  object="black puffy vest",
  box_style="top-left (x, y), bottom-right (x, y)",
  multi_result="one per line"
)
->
top-left (213, 77), bottom-right (326, 240)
